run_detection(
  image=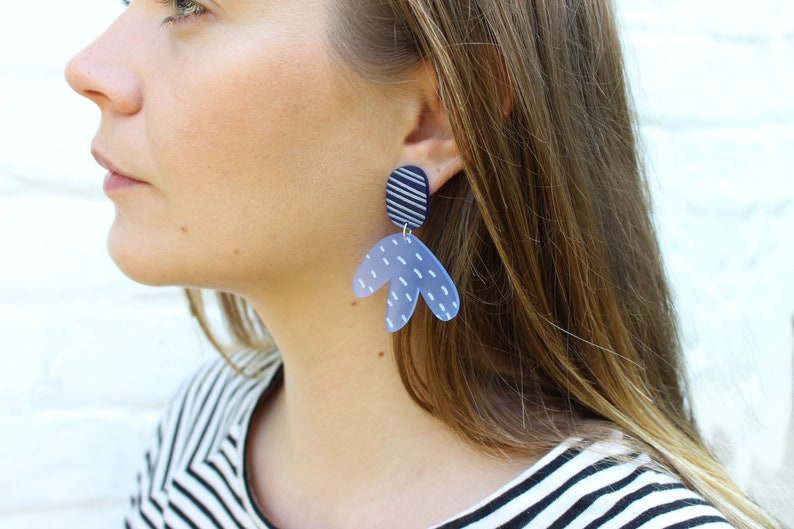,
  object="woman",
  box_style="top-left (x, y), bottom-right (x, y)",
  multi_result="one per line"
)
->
top-left (66, 0), bottom-right (779, 528)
